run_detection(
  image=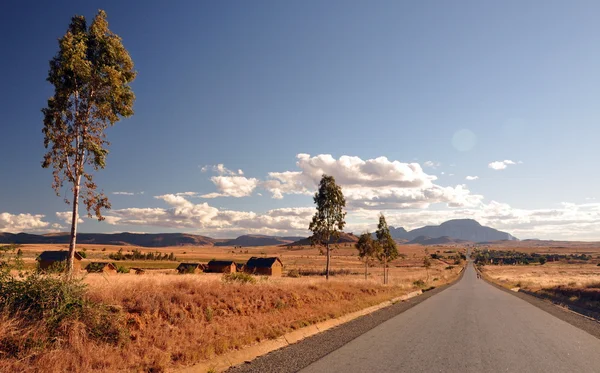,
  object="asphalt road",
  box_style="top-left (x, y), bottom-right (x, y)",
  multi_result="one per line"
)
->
top-left (300, 263), bottom-right (600, 373)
